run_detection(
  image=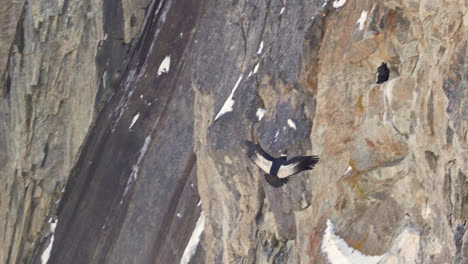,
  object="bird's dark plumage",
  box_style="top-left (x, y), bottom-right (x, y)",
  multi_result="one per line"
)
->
top-left (376, 62), bottom-right (390, 84)
top-left (245, 140), bottom-right (319, 188)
